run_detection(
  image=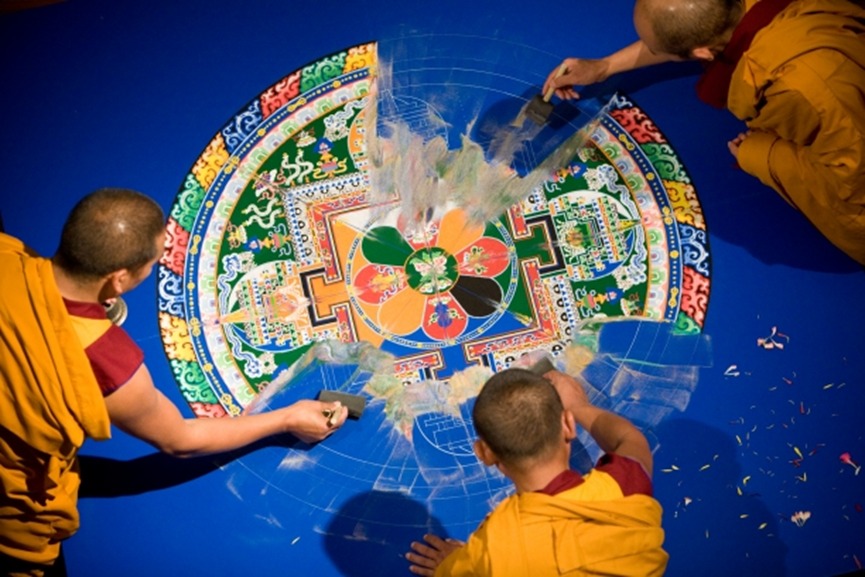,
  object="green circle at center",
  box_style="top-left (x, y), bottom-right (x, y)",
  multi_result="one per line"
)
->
top-left (404, 247), bottom-right (459, 295)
